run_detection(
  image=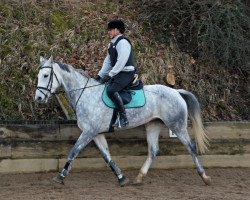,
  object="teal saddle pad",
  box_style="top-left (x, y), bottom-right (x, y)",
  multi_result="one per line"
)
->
top-left (102, 86), bottom-right (146, 108)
